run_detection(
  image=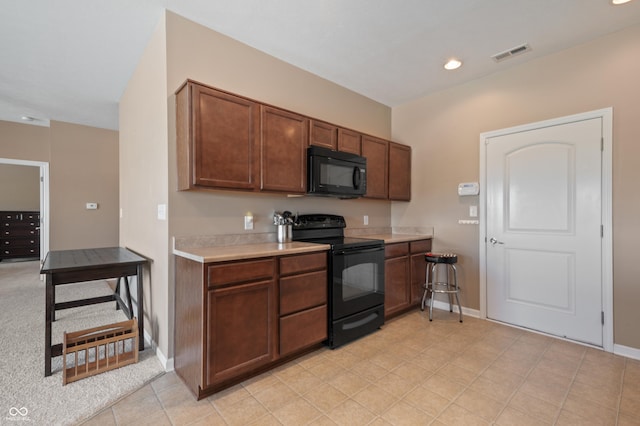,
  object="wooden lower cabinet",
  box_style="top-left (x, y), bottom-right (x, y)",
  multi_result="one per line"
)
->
top-left (206, 279), bottom-right (277, 386)
top-left (384, 239), bottom-right (432, 319)
top-left (410, 239), bottom-right (432, 305)
top-left (384, 243), bottom-right (410, 318)
top-left (175, 250), bottom-right (327, 400)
